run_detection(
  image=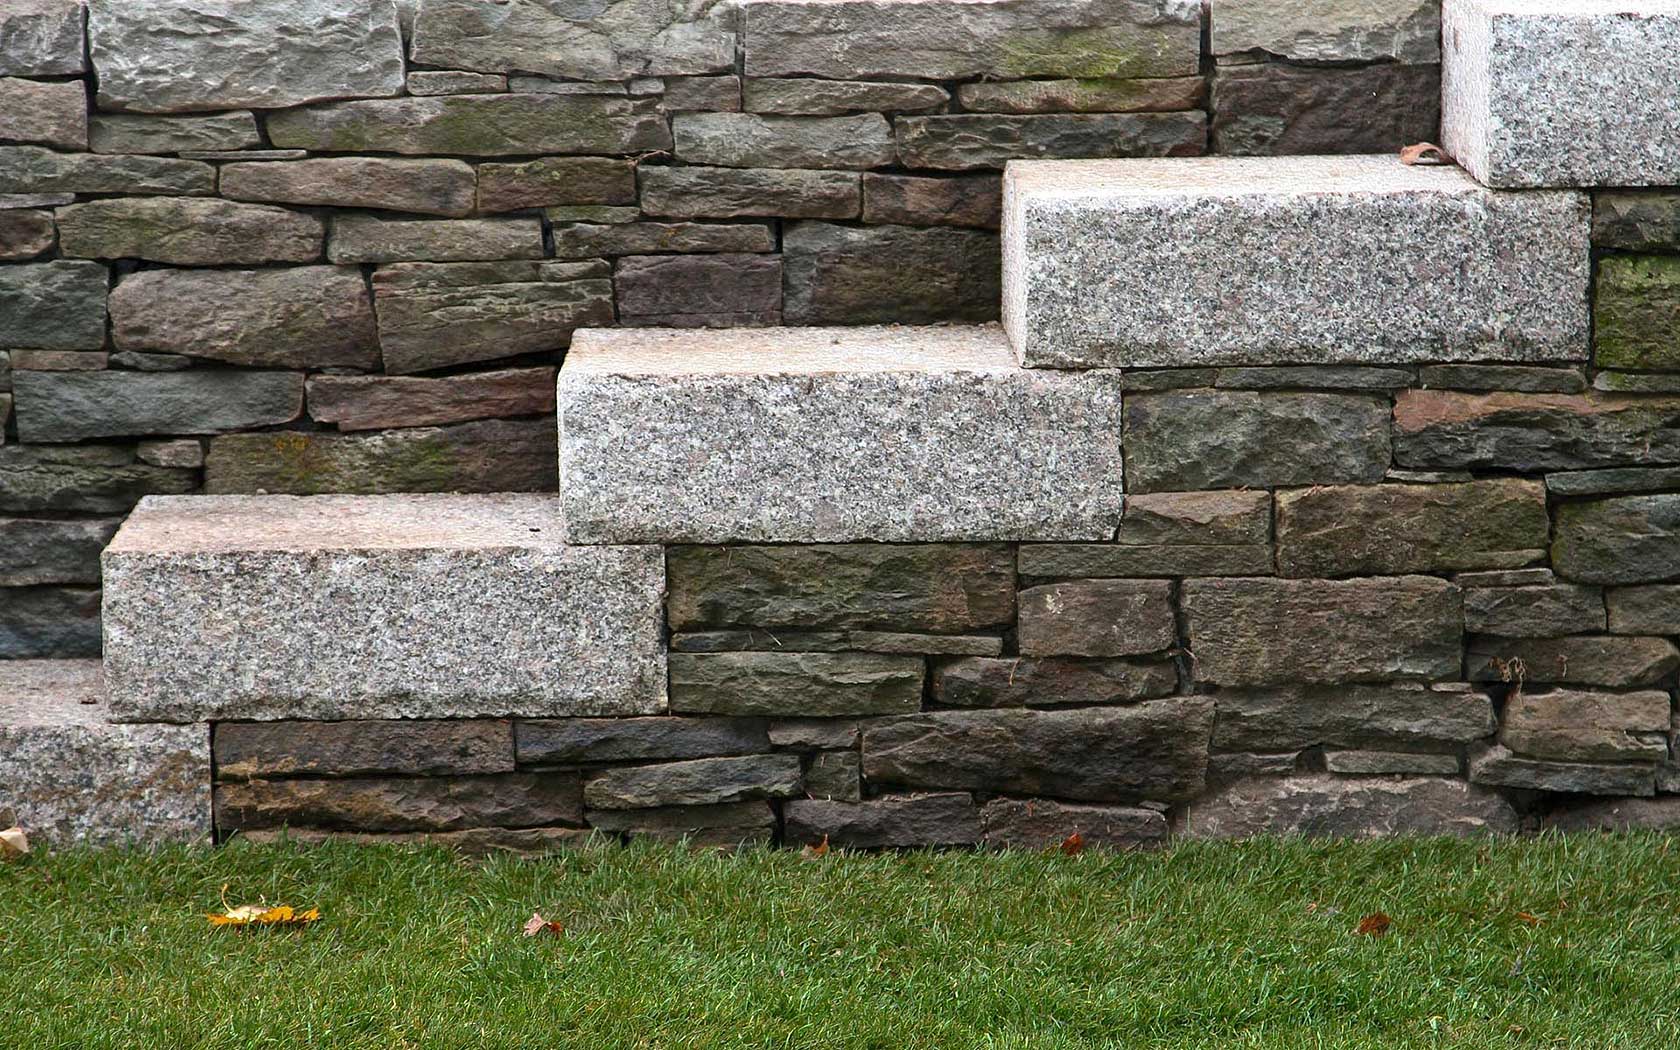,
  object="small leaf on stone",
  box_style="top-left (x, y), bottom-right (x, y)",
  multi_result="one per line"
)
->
top-left (1059, 831), bottom-right (1086, 856)
top-left (1355, 912), bottom-right (1392, 936)
top-left (0, 826), bottom-right (29, 861)
top-left (522, 911), bottom-right (564, 938)
top-left (1399, 142), bottom-right (1449, 165)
